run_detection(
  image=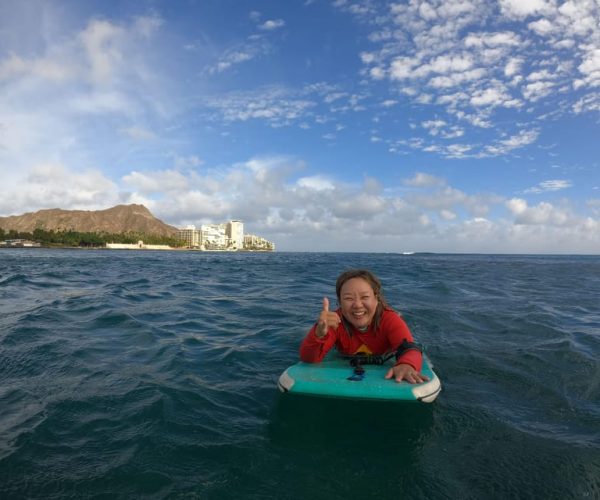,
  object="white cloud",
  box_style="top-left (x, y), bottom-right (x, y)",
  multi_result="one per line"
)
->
top-left (527, 69), bottom-right (555, 81)
top-left (204, 86), bottom-right (318, 126)
top-left (389, 56), bottom-right (419, 80)
top-left (573, 93), bottom-right (600, 113)
top-left (484, 129), bottom-right (539, 155)
top-left (404, 172), bottom-right (446, 187)
top-left (296, 176), bottom-right (335, 191)
top-left (323, 91), bottom-right (347, 103)
top-left (422, 119), bottom-right (447, 136)
top-left (331, 192), bottom-right (386, 219)
top-left (464, 31), bottom-right (521, 48)
top-left (174, 155), bottom-right (203, 169)
top-left (209, 46), bottom-right (262, 74)
top-left (354, 0), bottom-right (600, 162)
top-left (588, 199), bottom-right (600, 216)
top-left (445, 143), bottom-right (474, 158)
top-left (123, 170), bottom-right (190, 194)
top-left (79, 19), bottom-right (127, 85)
top-left (522, 80), bottom-right (555, 101)
top-left (420, 119), bottom-right (464, 138)
top-left (2, 153), bottom-right (598, 253)
top-left (498, 0), bottom-right (552, 20)
top-left (258, 19), bottom-right (285, 31)
top-left (0, 163), bottom-right (120, 214)
top-left (429, 68), bottom-right (487, 88)
top-left (412, 54), bottom-right (475, 80)
top-left (419, 2), bottom-right (438, 21)
top-left (578, 48), bottom-right (600, 85)
top-left (408, 185), bottom-right (492, 218)
top-left (1, 3), bottom-right (599, 253)
top-left (133, 14), bottom-right (163, 37)
top-left (0, 53), bottom-right (74, 82)
top-left (470, 85), bottom-right (511, 107)
top-left (370, 67), bottom-right (386, 79)
top-left (504, 57), bottom-right (524, 77)
top-left (506, 197), bottom-right (573, 226)
top-left (525, 179), bottom-right (573, 193)
top-left (205, 18), bottom-right (285, 75)
top-left (440, 209), bottom-right (457, 220)
top-left (0, 14), bottom-right (162, 87)
top-left (528, 18), bottom-right (555, 36)
top-left (360, 52), bottom-right (376, 64)
top-left (69, 90), bottom-right (136, 115)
